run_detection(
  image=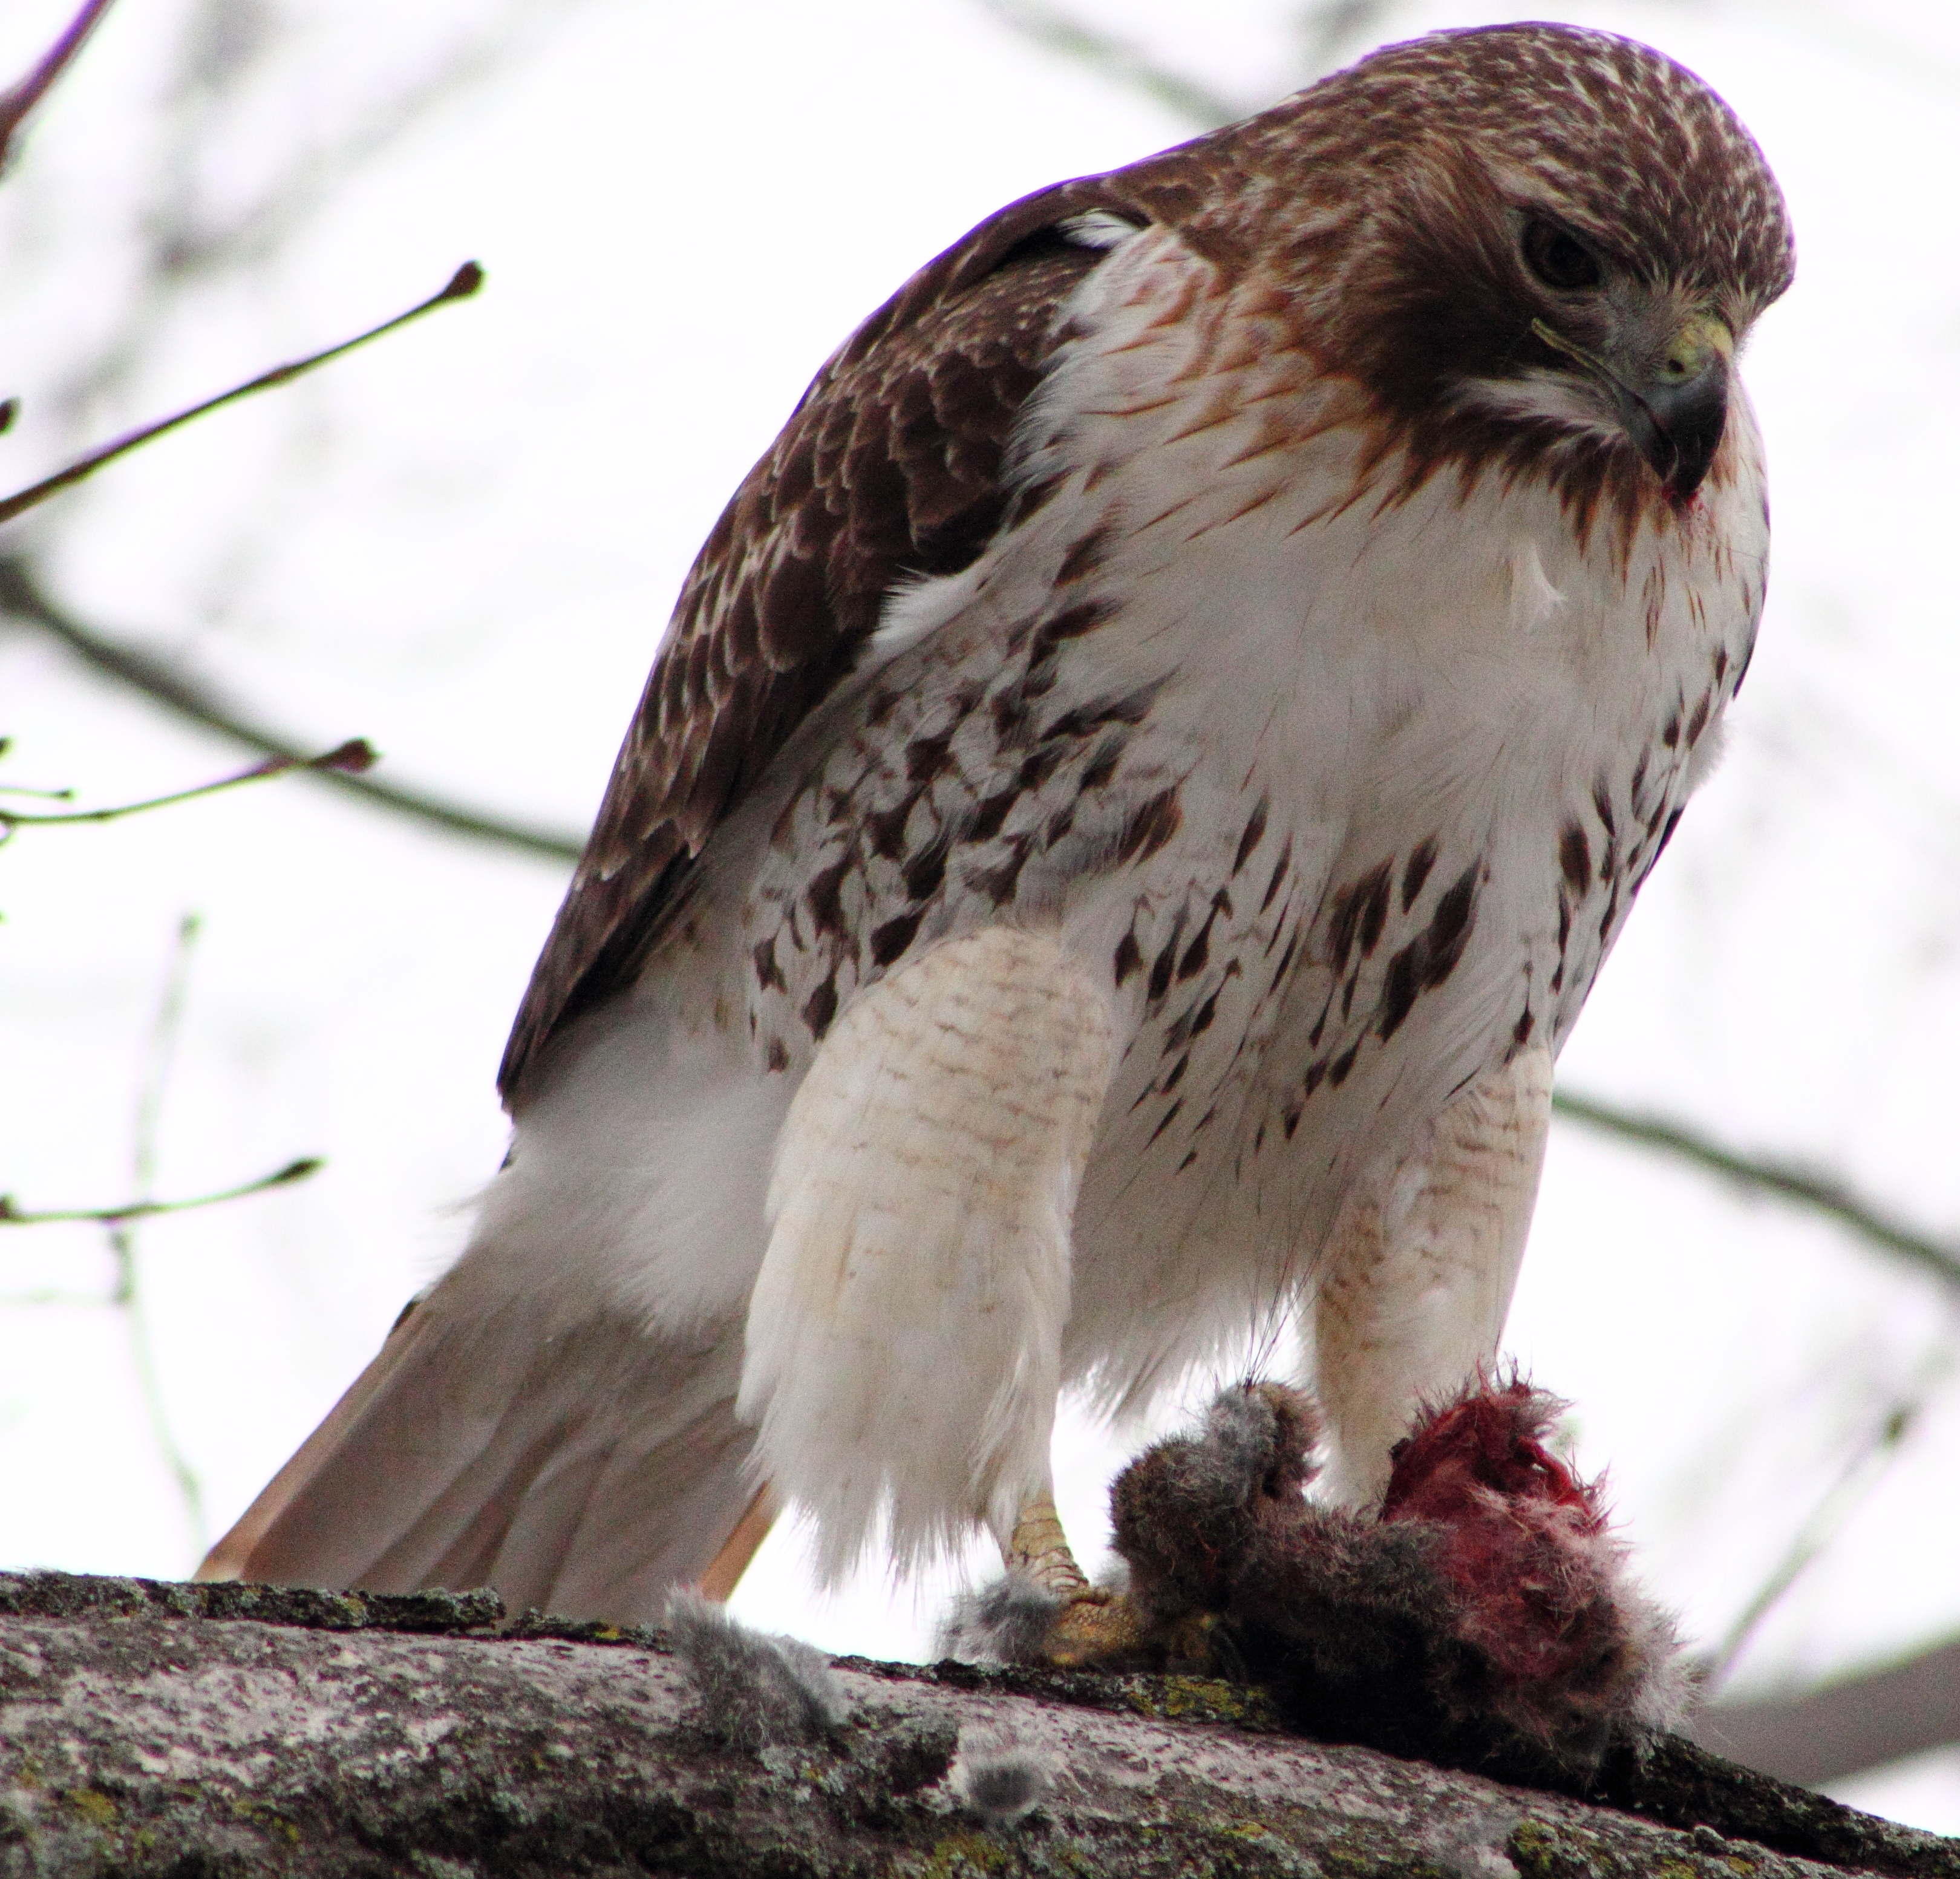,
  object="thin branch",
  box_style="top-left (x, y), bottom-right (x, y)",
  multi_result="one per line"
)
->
top-left (978, 0), bottom-right (1404, 139)
top-left (44, 0), bottom-right (583, 425)
top-left (0, 1289), bottom-right (118, 1308)
top-left (1293, 2), bottom-right (1400, 83)
top-left (0, 264), bottom-right (483, 530)
top-left (976, 0), bottom-right (1246, 126)
top-left (0, 556), bottom-right (584, 862)
top-left (1551, 1090), bottom-right (1960, 1294)
top-left (1697, 1631), bottom-right (1960, 1788)
top-left (107, 913), bottom-right (211, 1548)
top-left (127, 915), bottom-right (199, 1206)
top-left (0, 740), bottom-right (374, 835)
top-left (141, 2), bottom-right (555, 289)
top-left (0, 0), bottom-right (120, 171)
top-left (1704, 1393), bottom-right (1930, 1691)
top-left (0, 1157), bottom-right (319, 1227)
